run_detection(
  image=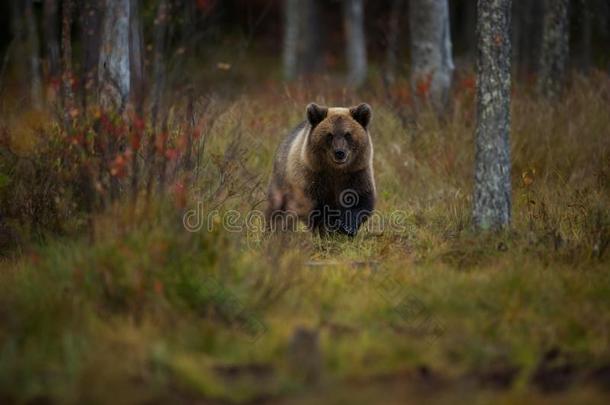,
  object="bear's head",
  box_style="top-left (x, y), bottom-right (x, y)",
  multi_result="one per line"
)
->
top-left (305, 103), bottom-right (373, 172)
